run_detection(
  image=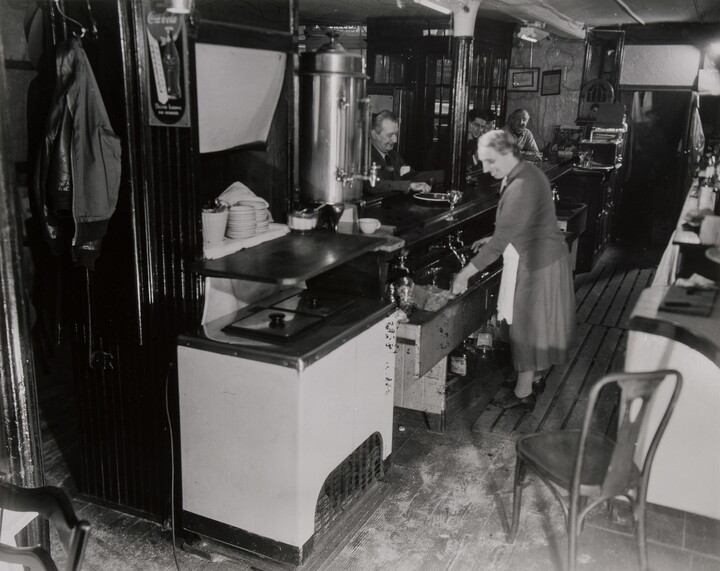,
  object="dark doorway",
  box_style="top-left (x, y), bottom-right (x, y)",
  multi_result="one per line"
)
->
top-left (618, 90), bottom-right (694, 245)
